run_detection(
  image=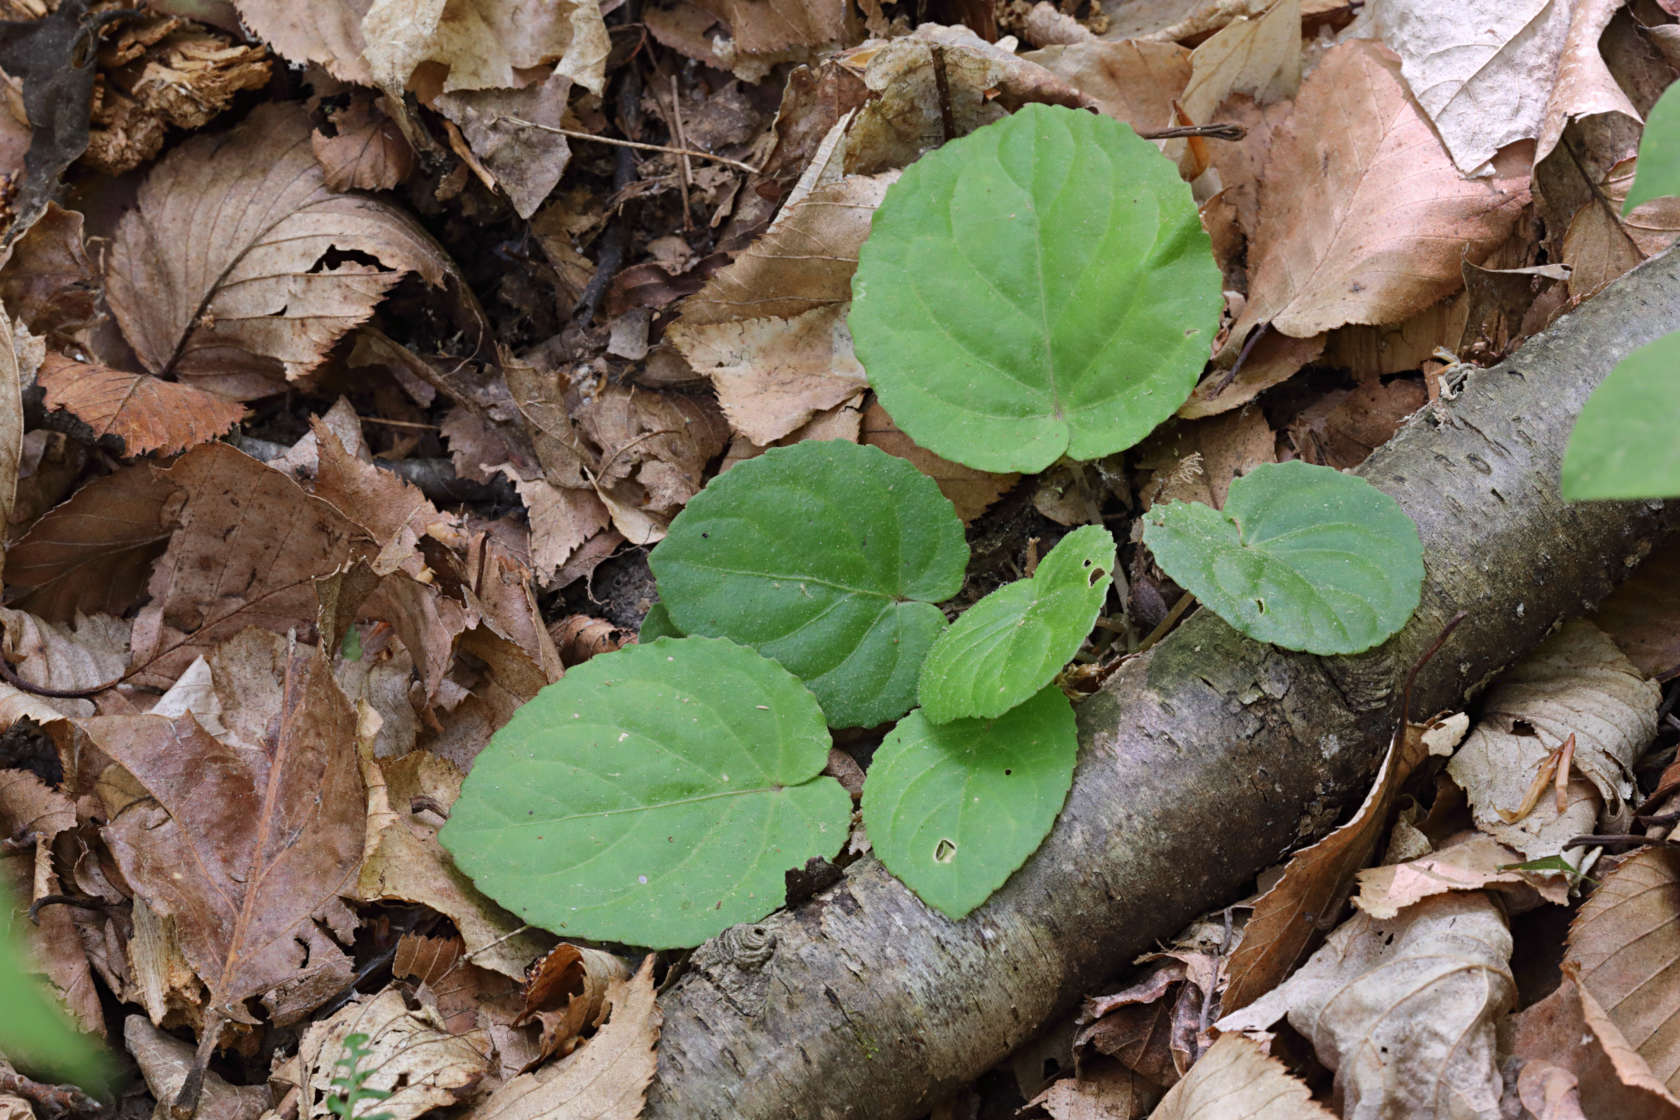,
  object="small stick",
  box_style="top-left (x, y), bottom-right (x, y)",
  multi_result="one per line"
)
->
top-left (1137, 592), bottom-right (1196, 654)
top-left (669, 75), bottom-right (693, 230)
top-left (499, 115), bottom-right (761, 174)
top-left (1136, 122), bottom-right (1247, 142)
